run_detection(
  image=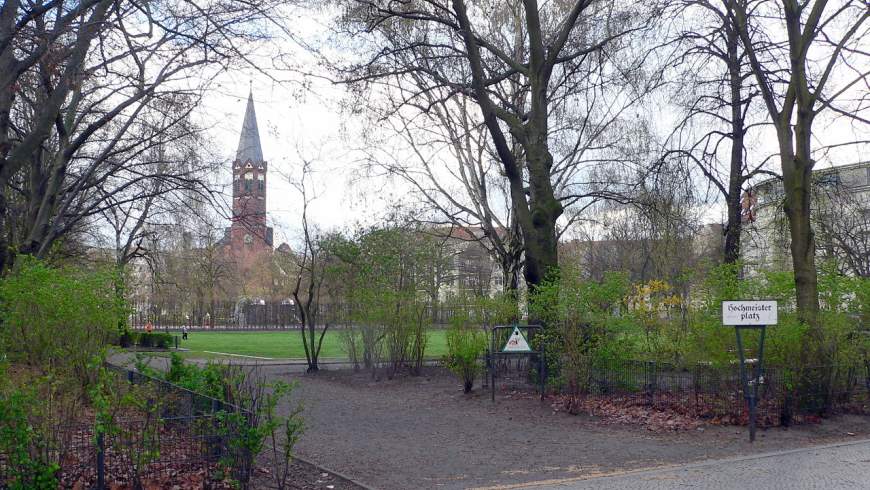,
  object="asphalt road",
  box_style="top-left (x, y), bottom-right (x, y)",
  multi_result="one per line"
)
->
top-left (514, 438), bottom-right (870, 490)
